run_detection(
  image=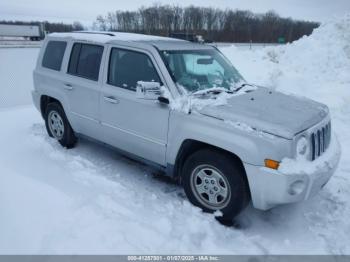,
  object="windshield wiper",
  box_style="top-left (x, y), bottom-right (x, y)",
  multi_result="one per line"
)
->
top-left (232, 83), bottom-right (246, 92)
top-left (191, 87), bottom-right (232, 96)
top-left (232, 83), bottom-right (257, 93)
top-left (189, 83), bottom-right (257, 96)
